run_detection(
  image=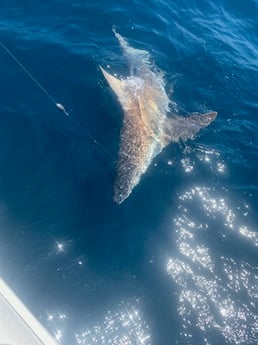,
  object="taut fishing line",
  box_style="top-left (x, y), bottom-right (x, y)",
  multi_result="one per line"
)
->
top-left (0, 40), bottom-right (114, 160)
